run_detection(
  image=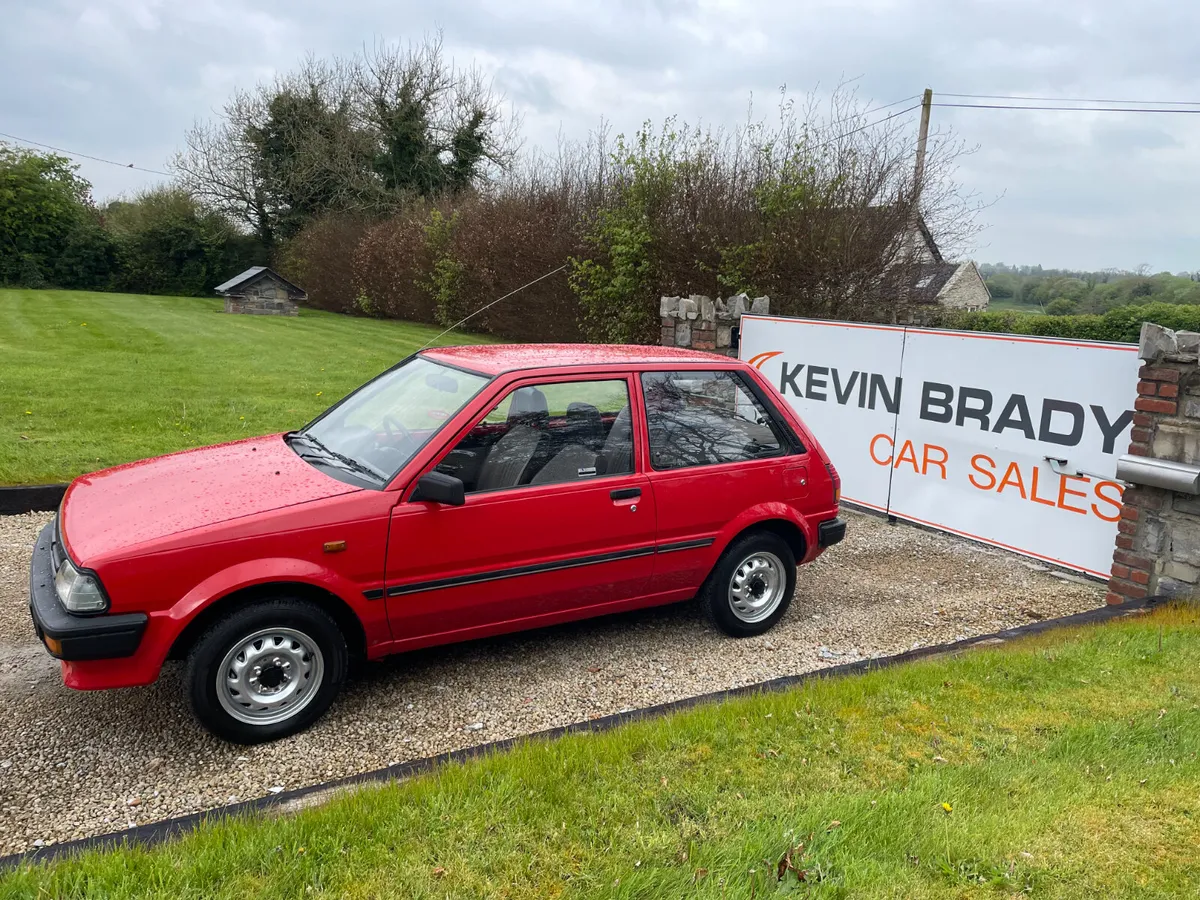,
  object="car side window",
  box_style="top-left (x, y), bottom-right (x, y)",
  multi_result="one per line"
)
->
top-left (641, 370), bottom-right (788, 470)
top-left (436, 379), bottom-right (635, 493)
